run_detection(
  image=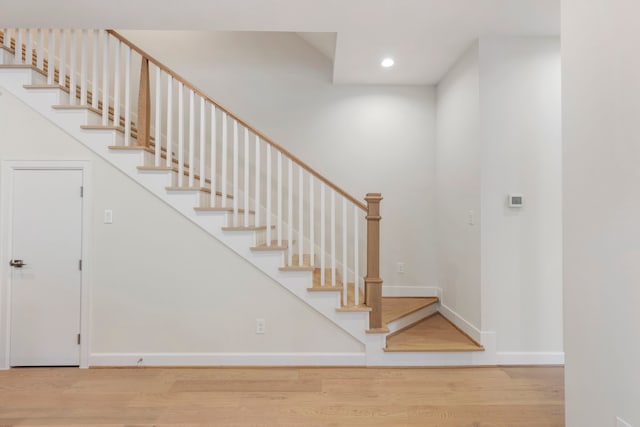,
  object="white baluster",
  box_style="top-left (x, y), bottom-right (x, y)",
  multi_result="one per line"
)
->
top-left (36, 29), bottom-right (43, 69)
top-left (47, 29), bottom-right (54, 84)
top-left (80, 30), bottom-right (87, 105)
top-left (298, 166), bottom-right (304, 266)
top-left (113, 40), bottom-right (120, 126)
top-left (210, 105), bottom-right (217, 206)
top-left (15, 29), bottom-right (23, 64)
top-left (243, 127), bottom-right (249, 227)
top-left (91, 30), bottom-right (98, 109)
top-left (309, 176), bottom-right (315, 272)
top-left (199, 97), bottom-right (205, 186)
top-left (69, 30), bottom-right (76, 104)
top-left (154, 66), bottom-right (162, 166)
top-left (287, 159), bottom-right (293, 266)
top-left (188, 89), bottom-right (195, 187)
top-left (166, 75), bottom-right (173, 166)
top-left (177, 82), bottom-right (184, 186)
top-left (123, 45), bottom-right (131, 145)
top-left (320, 184), bottom-right (326, 287)
top-left (255, 135), bottom-right (261, 227)
top-left (102, 32), bottom-right (109, 125)
top-left (233, 120), bottom-right (239, 225)
top-left (354, 205), bottom-right (359, 306)
top-left (221, 112), bottom-right (227, 207)
top-left (342, 197), bottom-right (348, 306)
top-left (266, 145), bottom-right (272, 246)
top-left (277, 152), bottom-right (283, 246)
top-left (2, 29), bottom-right (9, 49)
top-left (58, 29), bottom-right (66, 87)
top-left (331, 190), bottom-right (336, 287)
top-left (25, 29), bottom-right (33, 66)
